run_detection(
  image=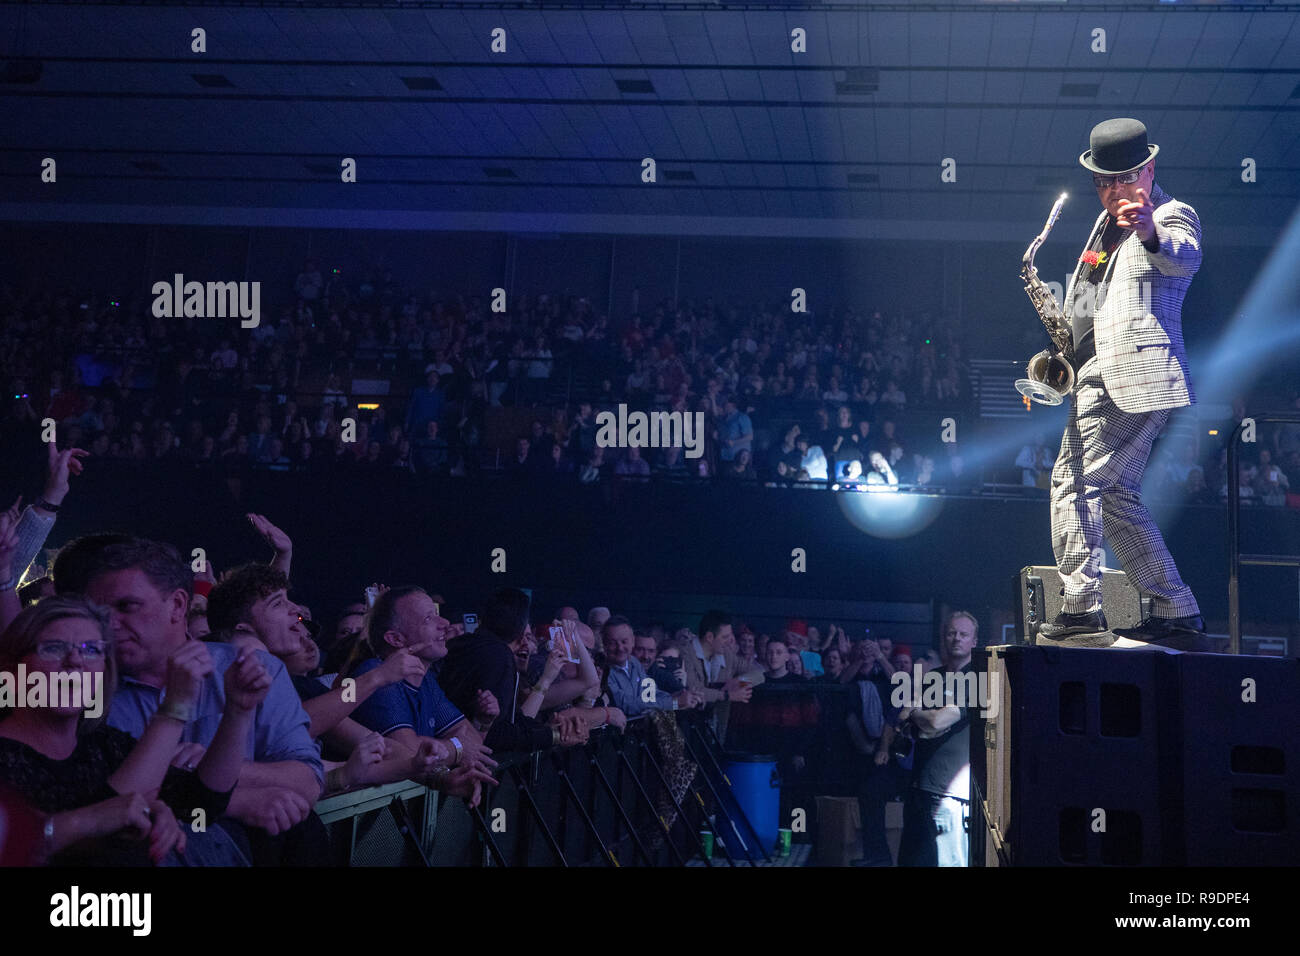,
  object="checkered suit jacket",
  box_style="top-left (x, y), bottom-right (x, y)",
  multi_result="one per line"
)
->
top-left (1064, 182), bottom-right (1202, 414)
